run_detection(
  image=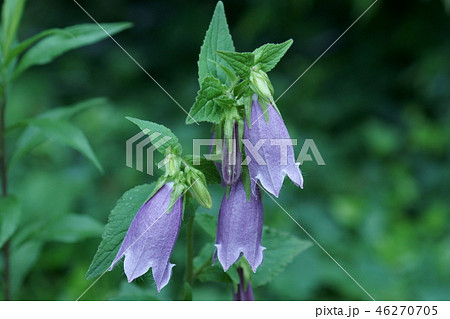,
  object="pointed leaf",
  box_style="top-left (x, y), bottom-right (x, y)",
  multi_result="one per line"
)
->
top-left (86, 183), bottom-right (155, 279)
top-left (126, 117), bottom-right (182, 155)
top-left (27, 118), bottom-right (103, 172)
top-left (215, 51), bottom-right (254, 78)
top-left (14, 22), bottom-right (132, 77)
top-left (198, 1), bottom-right (235, 85)
top-left (43, 214), bottom-right (104, 244)
top-left (1, 0), bottom-right (26, 54)
top-left (253, 39), bottom-right (293, 72)
top-left (5, 28), bottom-right (69, 66)
top-left (9, 98), bottom-right (107, 168)
top-left (186, 76), bottom-right (227, 124)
